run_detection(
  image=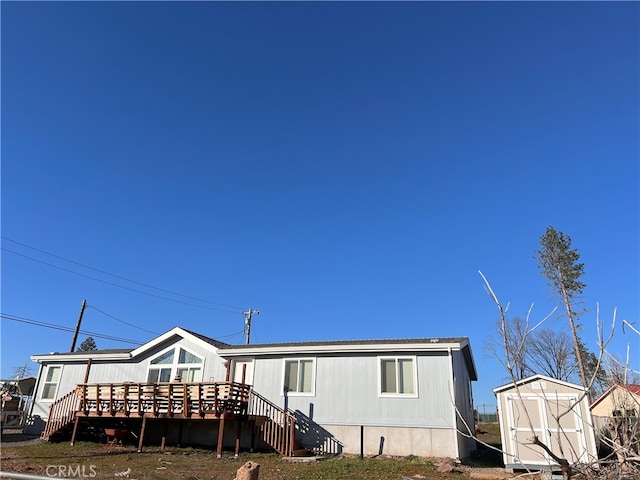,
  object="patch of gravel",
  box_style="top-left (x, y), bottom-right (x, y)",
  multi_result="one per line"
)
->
top-left (1, 428), bottom-right (47, 446)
